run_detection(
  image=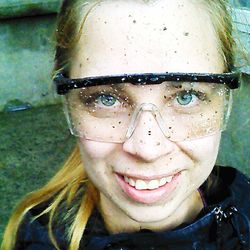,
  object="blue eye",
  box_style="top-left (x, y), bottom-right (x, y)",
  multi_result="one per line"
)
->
top-left (176, 91), bottom-right (194, 105)
top-left (97, 94), bottom-right (117, 106)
